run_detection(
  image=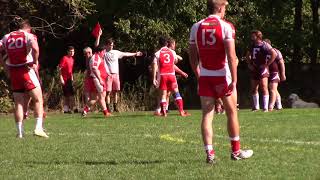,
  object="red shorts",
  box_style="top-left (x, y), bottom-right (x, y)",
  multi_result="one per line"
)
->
top-left (159, 75), bottom-right (178, 91)
top-left (251, 67), bottom-right (269, 80)
top-left (106, 74), bottom-right (120, 92)
top-left (85, 77), bottom-right (106, 93)
top-left (198, 76), bottom-right (232, 98)
top-left (269, 72), bottom-right (280, 83)
top-left (9, 66), bottom-right (40, 93)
